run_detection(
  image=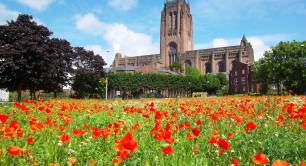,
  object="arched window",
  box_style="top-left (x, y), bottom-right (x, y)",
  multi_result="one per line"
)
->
top-left (168, 42), bottom-right (178, 65)
top-left (185, 60), bottom-right (192, 67)
top-left (205, 63), bottom-right (212, 74)
top-left (218, 61), bottom-right (226, 72)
